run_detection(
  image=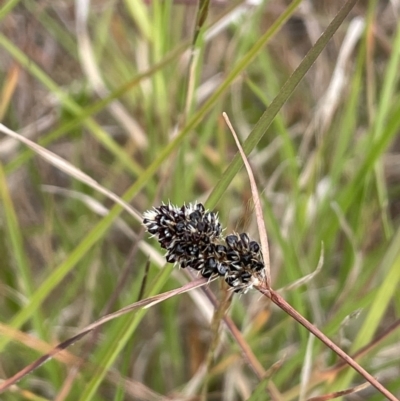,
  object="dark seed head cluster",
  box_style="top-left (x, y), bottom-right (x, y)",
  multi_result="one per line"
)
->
top-left (143, 202), bottom-right (265, 293)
